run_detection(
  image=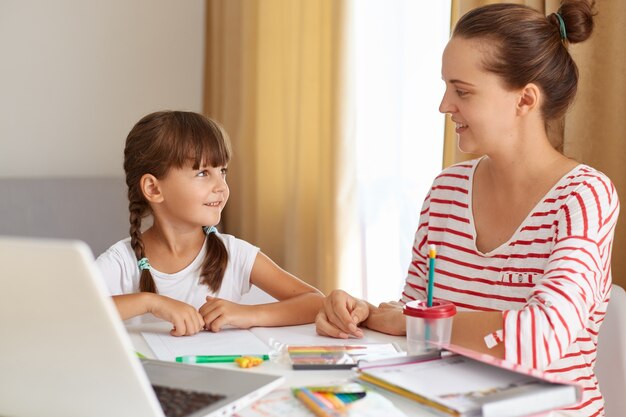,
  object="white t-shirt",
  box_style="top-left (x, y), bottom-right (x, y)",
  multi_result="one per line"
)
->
top-left (96, 232), bottom-right (259, 324)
